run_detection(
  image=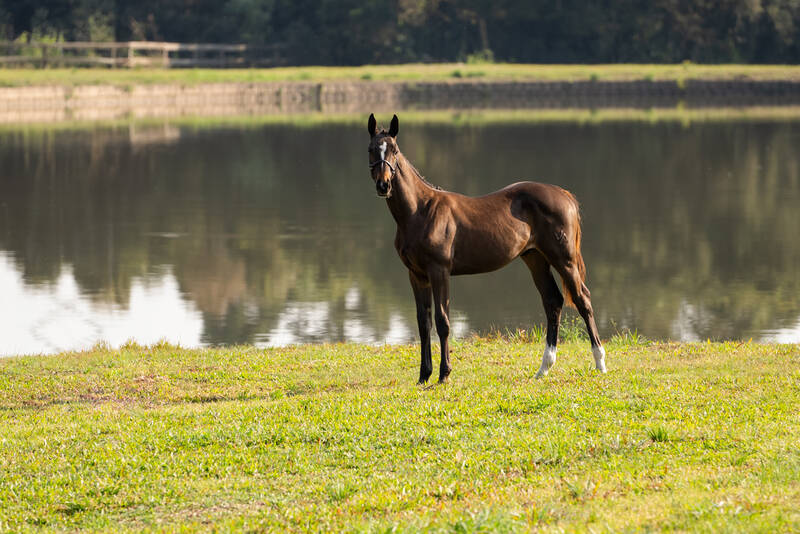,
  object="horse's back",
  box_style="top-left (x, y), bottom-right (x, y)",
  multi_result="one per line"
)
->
top-left (441, 181), bottom-right (579, 234)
